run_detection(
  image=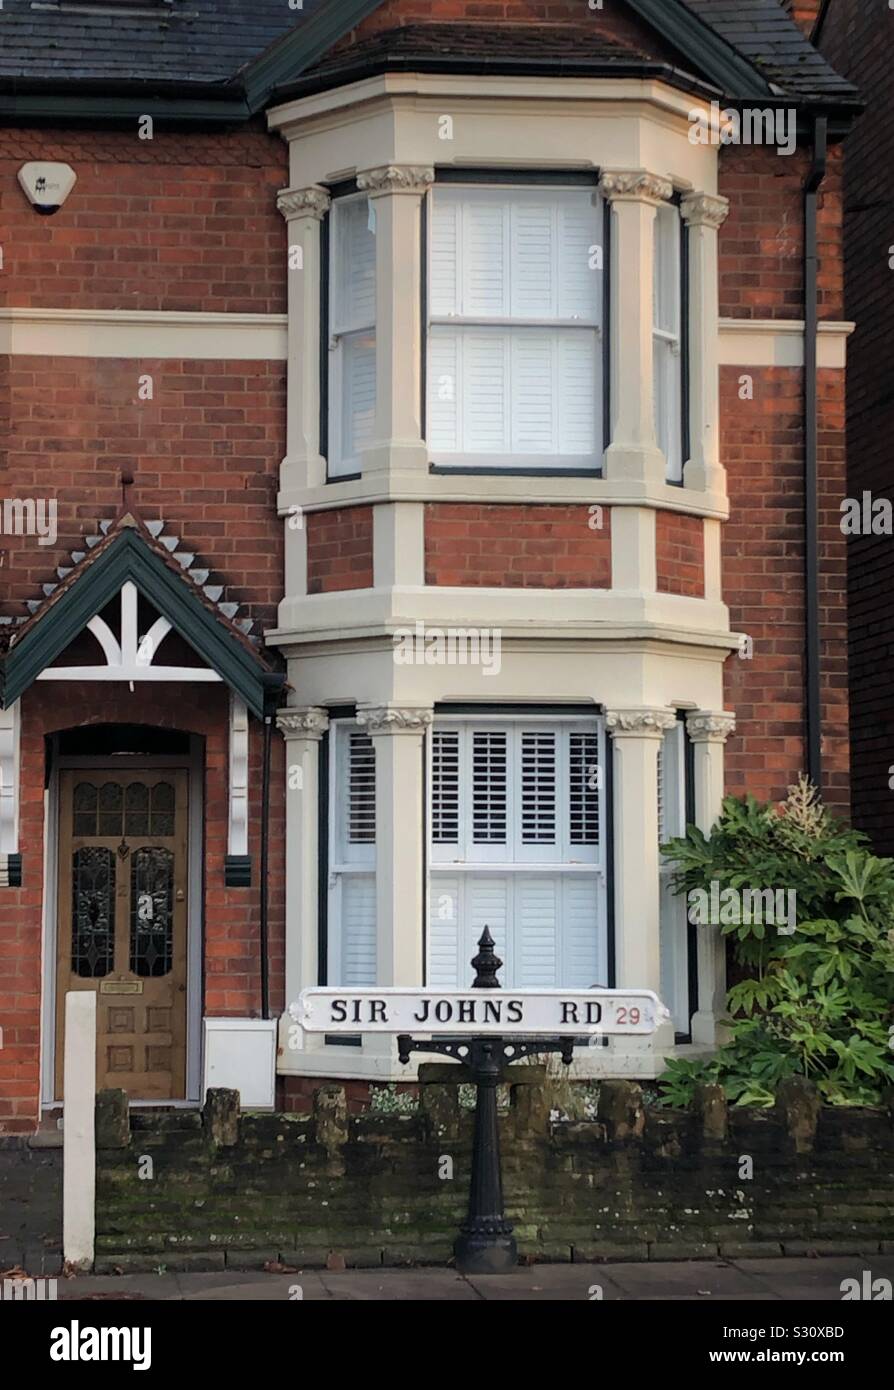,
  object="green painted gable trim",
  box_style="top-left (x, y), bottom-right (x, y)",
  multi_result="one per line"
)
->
top-left (627, 0), bottom-right (774, 100)
top-left (0, 528), bottom-right (282, 719)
